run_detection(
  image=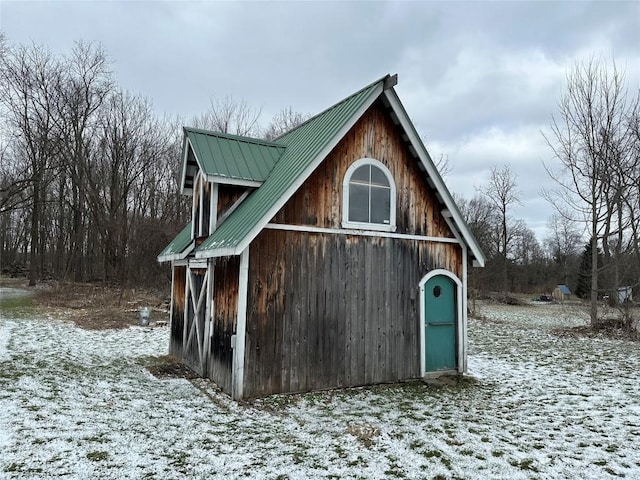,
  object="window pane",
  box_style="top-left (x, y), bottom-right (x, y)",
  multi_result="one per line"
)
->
top-left (349, 183), bottom-right (369, 222)
top-left (350, 165), bottom-right (370, 183)
top-left (370, 166), bottom-right (389, 187)
top-left (370, 186), bottom-right (391, 224)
